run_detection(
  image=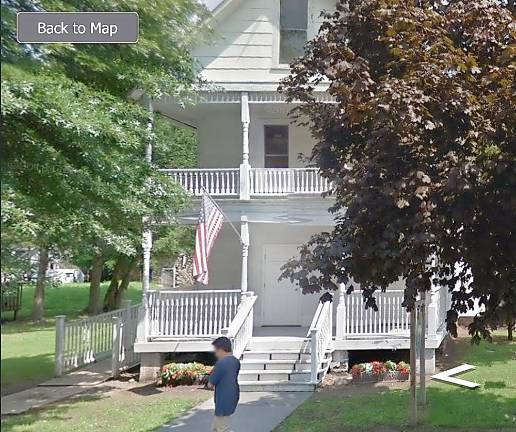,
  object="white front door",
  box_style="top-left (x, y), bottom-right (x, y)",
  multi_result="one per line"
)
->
top-left (262, 245), bottom-right (301, 325)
